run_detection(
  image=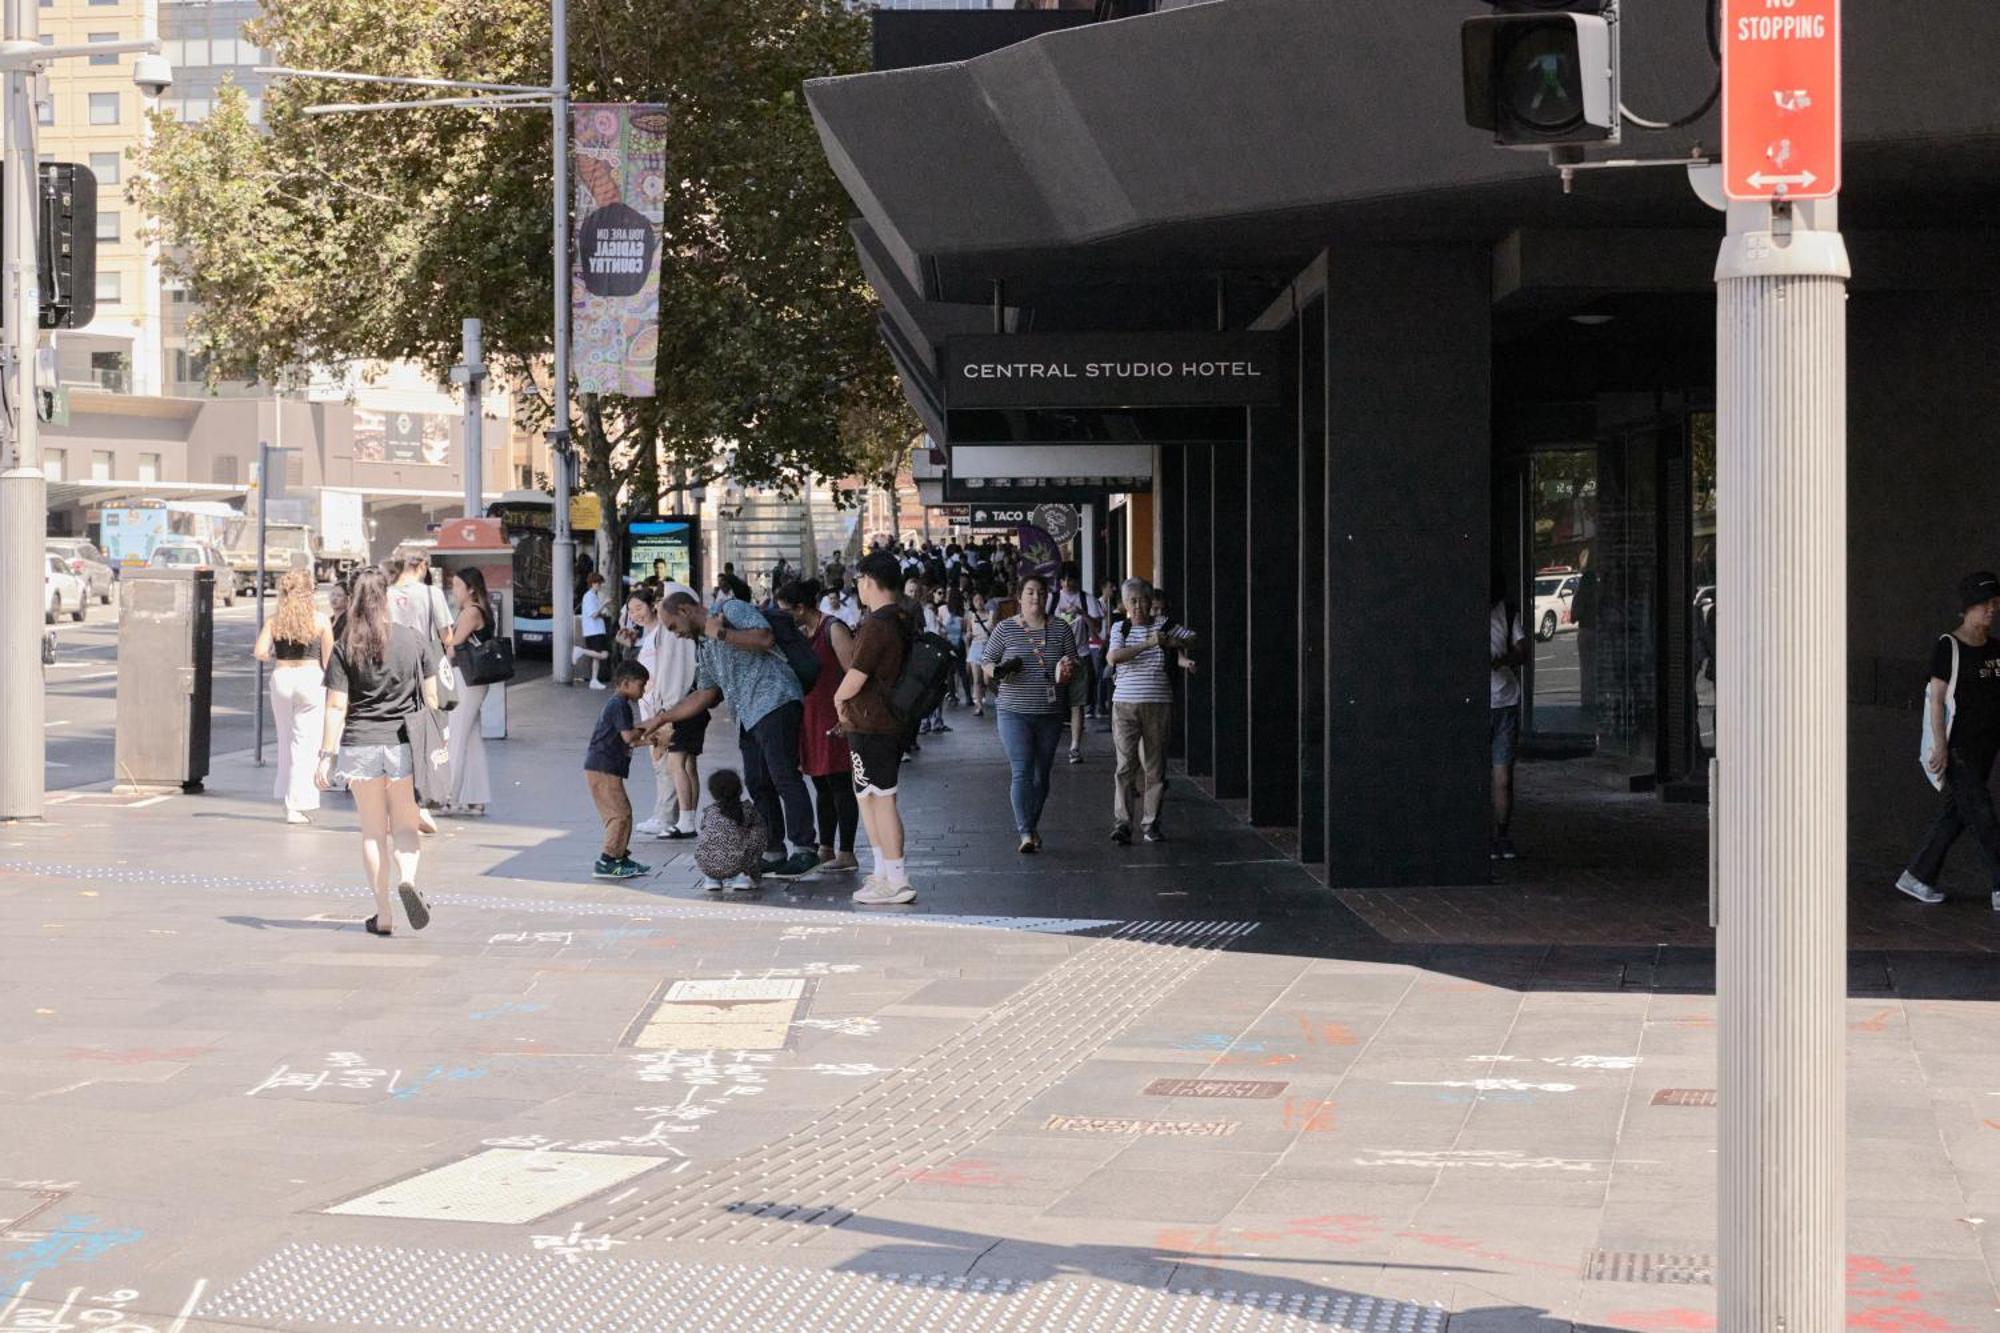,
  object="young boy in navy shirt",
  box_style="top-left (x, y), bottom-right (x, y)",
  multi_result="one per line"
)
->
top-left (585, 659), bottom-right (654, 880)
